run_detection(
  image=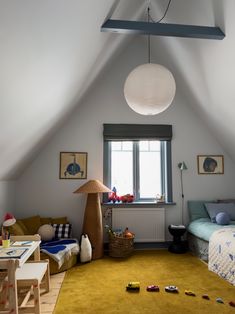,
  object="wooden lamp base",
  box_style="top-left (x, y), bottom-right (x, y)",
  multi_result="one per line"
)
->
top-left (82, 193), bottom-right (103, 260)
